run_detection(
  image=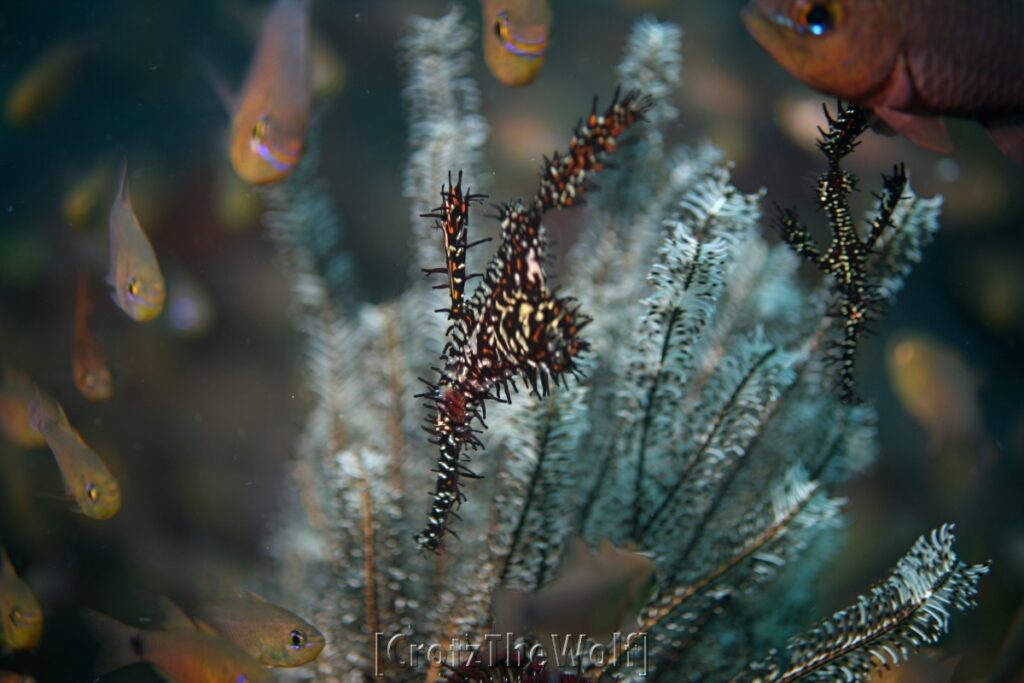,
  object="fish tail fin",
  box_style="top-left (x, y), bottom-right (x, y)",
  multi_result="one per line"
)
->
top-left (82, 609), bottom-right (146, 674)
top-left (983, 116), bottom-right (1024, 163)
top-left (491, 587), bottom-right (527, 641)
